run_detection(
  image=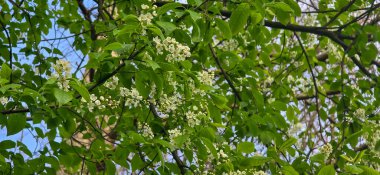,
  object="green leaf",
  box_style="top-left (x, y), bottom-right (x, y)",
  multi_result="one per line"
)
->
top-left (0, 63), bottom-right (12, 81)
top-left (6, 114), bottom-right (26, 136)
top-left (147, 25), bottom-right (164, 38)
top-left (282, 165), bottom-right (299, 175)
top-left (284, 0), bottom-right (301, 16)
top-left (156, 21), bottom-right (177, 35)
top-left (53, 88), bottom-right (73, 105)
top-left (200, 137), bottom-right (217, 157)
top-left (269, 2), bottom-right (294, 13)
top-left (23, 88), bottom-right (46, 103)
top-left (345, 165), bottom-right (363, 174)
top-left (145, 59), bottom-right (161, 70)
top-left (215, 18), bottom-right (232, 39)
top-left (240, 156), bottom-right (272, 167)
top-left (358, 166), bottom-right (380, 175)
top-left (280, 137), bottom-right (297, 151)
top-left (361, 44), bottom-right (378, 65)
top-left (0, 140), bottom-right (16, 150)
top-left (157, 3), bottom-right (182, 16)
top-left (105, 160), bottom-right (116, 175)
top-left (229, 3), bottom-right (250, 35)
top-left (237, 142), bottom-right (255, 154)
top-left (318, 165), bottom-right (336, 175)
top-left (69, 79), bottom-right (90, 102)
top-left (210, 93), bottom-right (230, 110)
top-left (104, 42), bottom-right (123, 51)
